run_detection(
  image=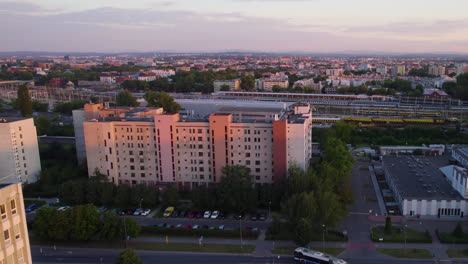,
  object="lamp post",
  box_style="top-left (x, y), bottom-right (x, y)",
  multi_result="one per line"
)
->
top-left (239, 214), bottom-right (243, 250)
top-left (404, 224), bottom-right (408, 255)
top-left (268, 201), bottom-right (271, 223)
top-left (322, 224), bottom-right (326, 252)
